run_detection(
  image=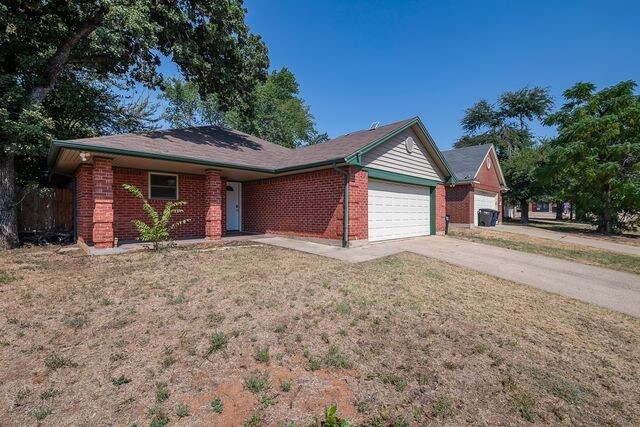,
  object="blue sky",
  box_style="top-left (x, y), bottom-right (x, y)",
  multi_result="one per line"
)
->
top-left (157, 0), bottom-right (640, 150)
